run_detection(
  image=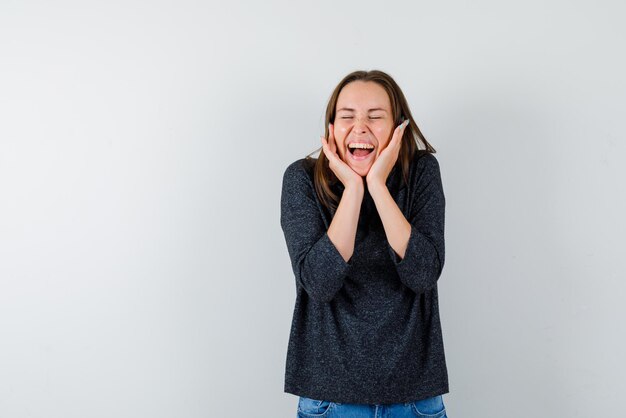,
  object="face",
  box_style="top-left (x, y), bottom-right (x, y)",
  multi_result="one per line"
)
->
top-left (333, 80), bottom-right (395, 177)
